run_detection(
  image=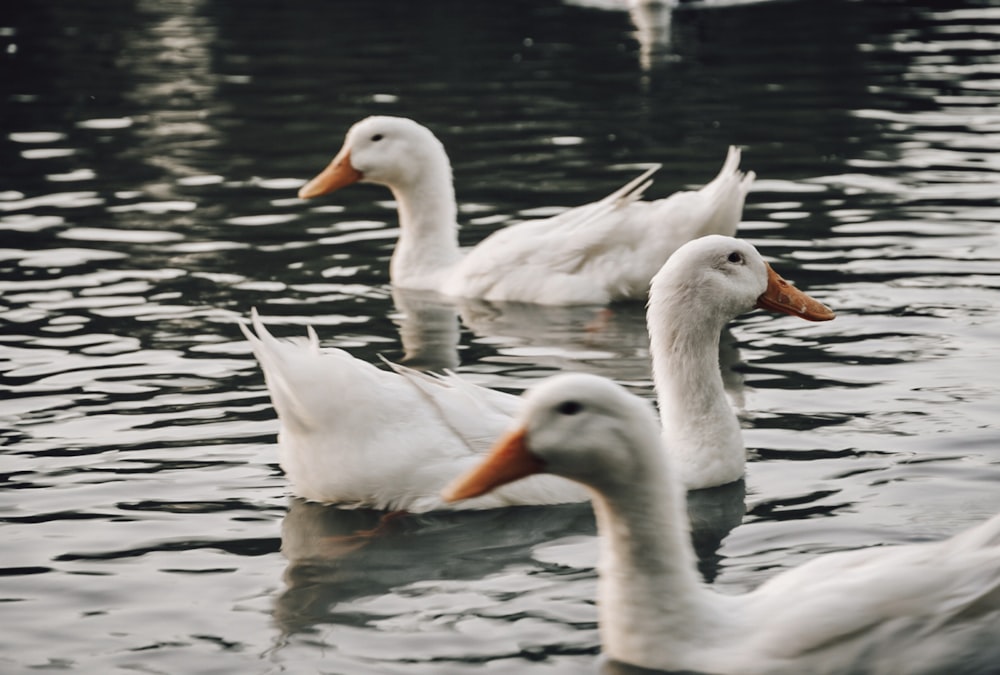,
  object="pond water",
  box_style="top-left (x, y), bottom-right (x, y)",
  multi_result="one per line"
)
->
top-left (3, 0), bottom-right (1000, 673)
